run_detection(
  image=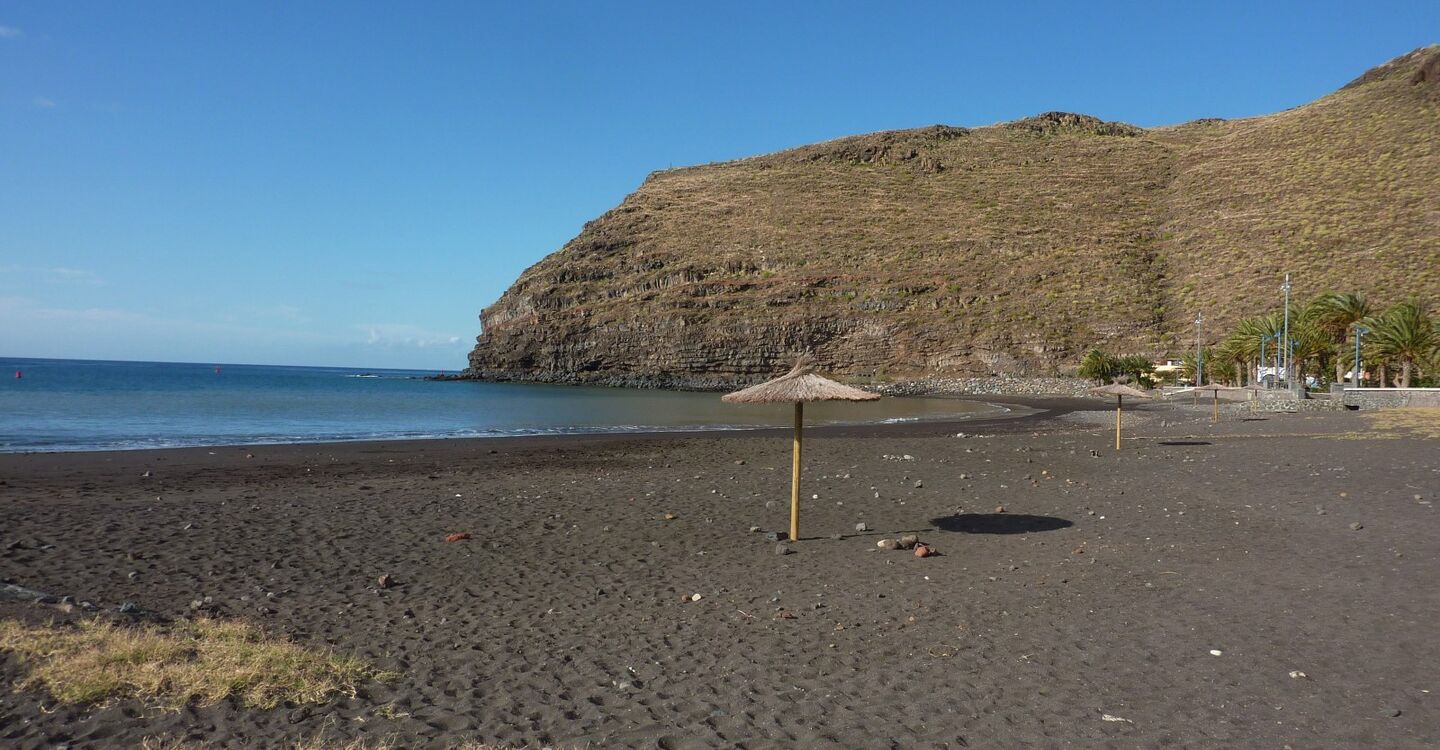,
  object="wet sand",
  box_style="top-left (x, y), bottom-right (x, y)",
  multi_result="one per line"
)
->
top-left (2, 398), bottom-right (1438, 748)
